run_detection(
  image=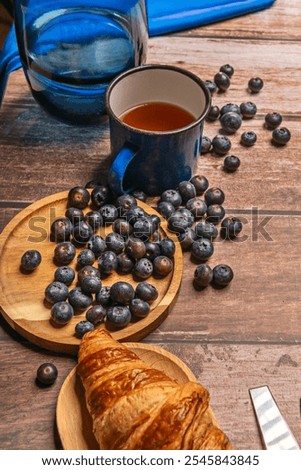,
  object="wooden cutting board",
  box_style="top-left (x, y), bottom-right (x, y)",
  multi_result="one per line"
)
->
top-left (0, 191), bottom-right (183, 354)
top-left (56, 343), bottom-right (219, 450)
